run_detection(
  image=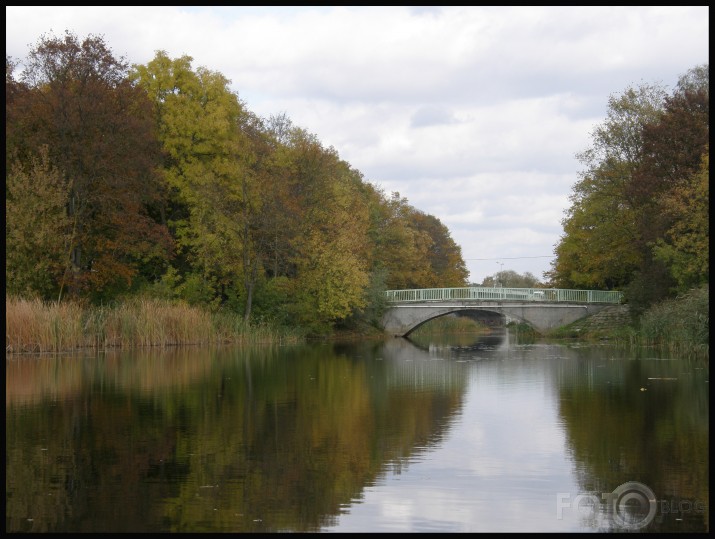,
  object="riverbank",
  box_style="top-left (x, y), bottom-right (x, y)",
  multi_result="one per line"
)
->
top-left (6, 284), bottom-right (708, 357)
top-left (546, 284), bottom-right (709, 359)
top-left (546, 304), bottom-right (633, 340)
top-left (6, 296), bottom-right (305, 354)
